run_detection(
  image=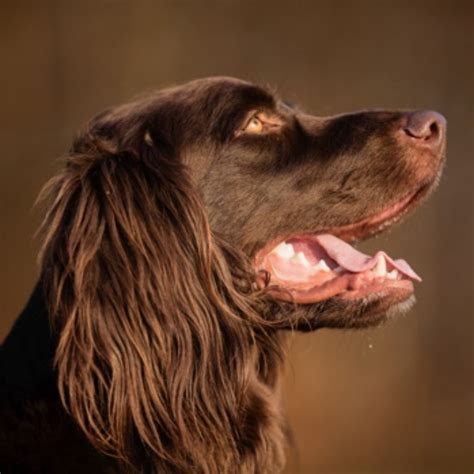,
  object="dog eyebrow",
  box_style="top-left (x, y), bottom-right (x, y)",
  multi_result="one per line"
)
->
top-left (240, 85), bottom-right (277, 110)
